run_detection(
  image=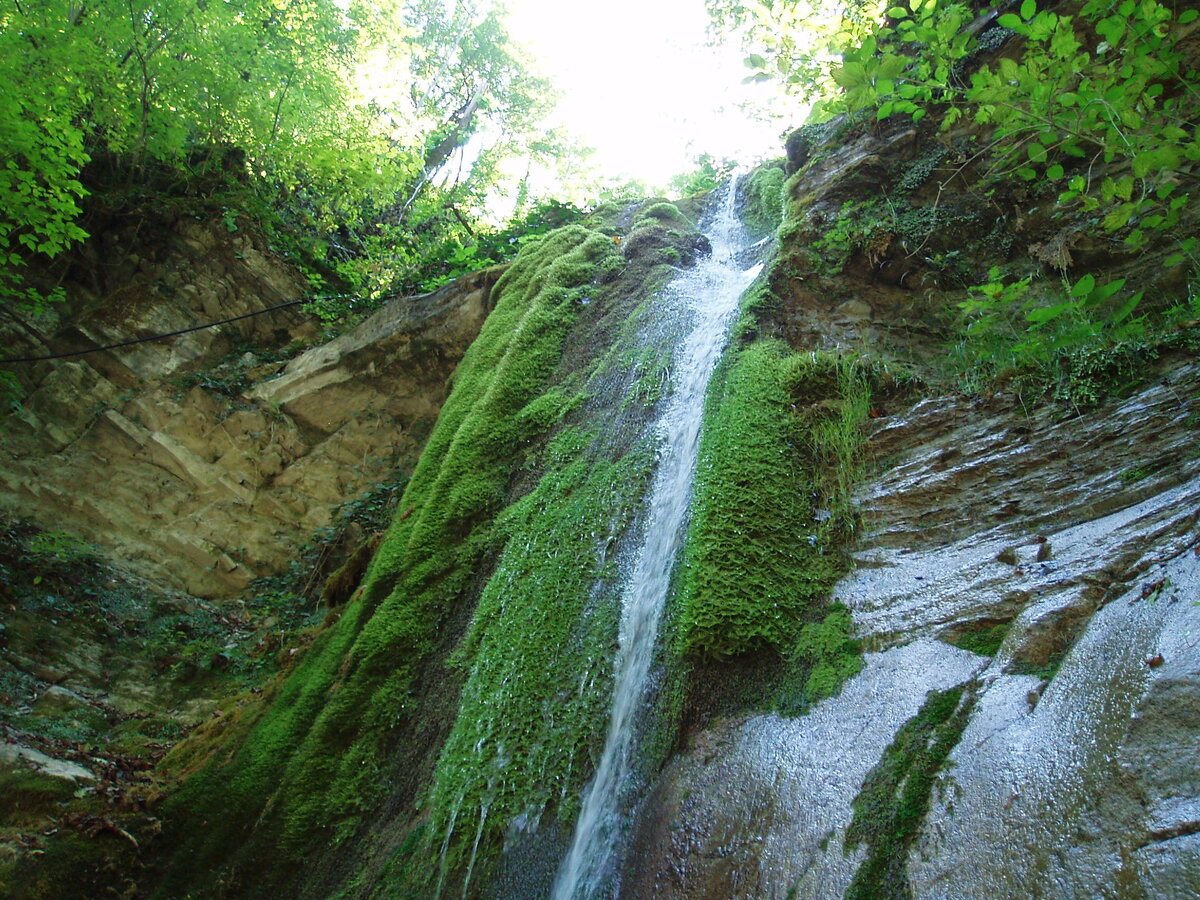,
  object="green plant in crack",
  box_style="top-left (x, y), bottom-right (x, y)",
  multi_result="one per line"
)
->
top-left (845, 684), bottom-right (977, 900)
